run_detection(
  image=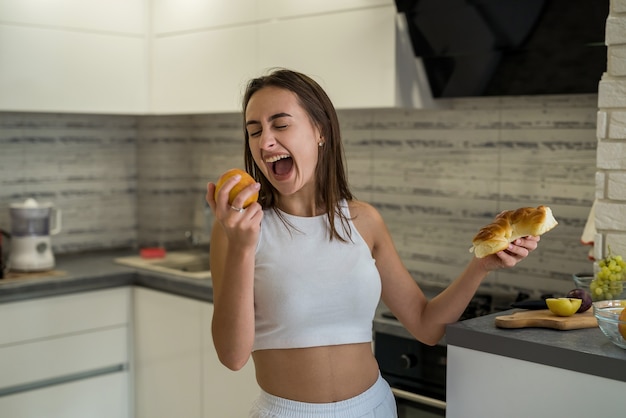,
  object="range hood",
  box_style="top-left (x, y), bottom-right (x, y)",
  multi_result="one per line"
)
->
top-left (395, 0), bottom-right (608, 98)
